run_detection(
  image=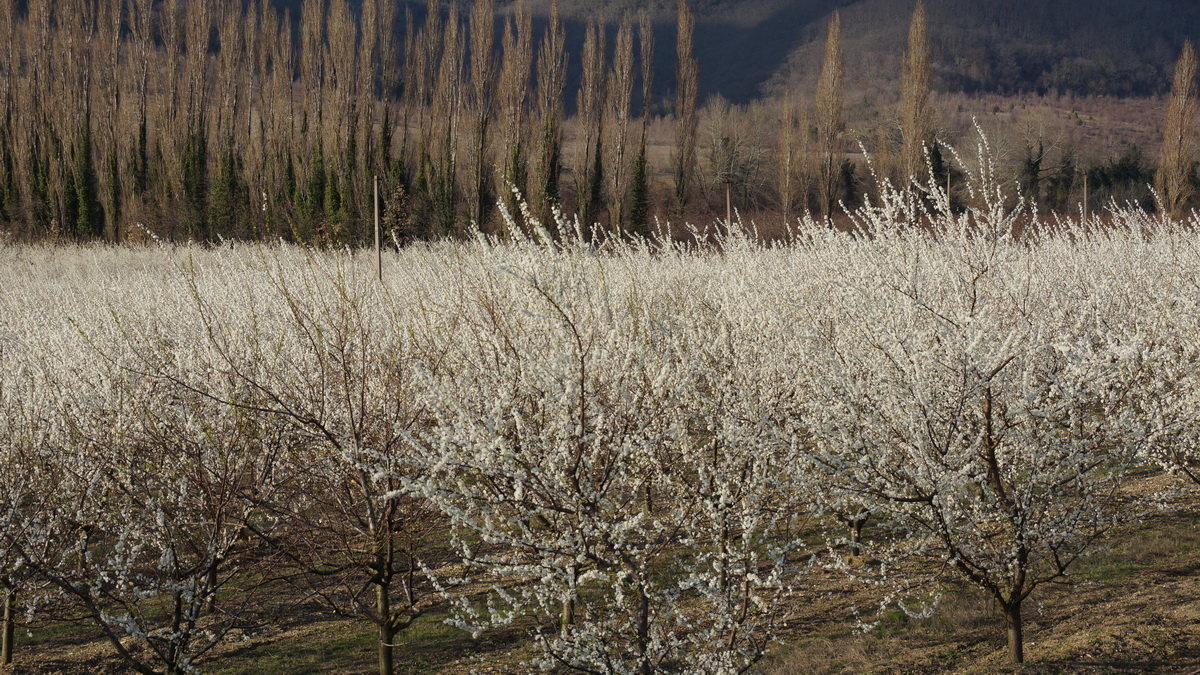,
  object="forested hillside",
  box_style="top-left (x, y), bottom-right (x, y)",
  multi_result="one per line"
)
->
top-left (0, 0), bottom-right (1193, 245)
top-left (769, 0), bottom-right (1200, 98)
top-left (506, 0), bottom-right (1200, 100)
top-left (267, 0), bottom-right (1200, 102)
